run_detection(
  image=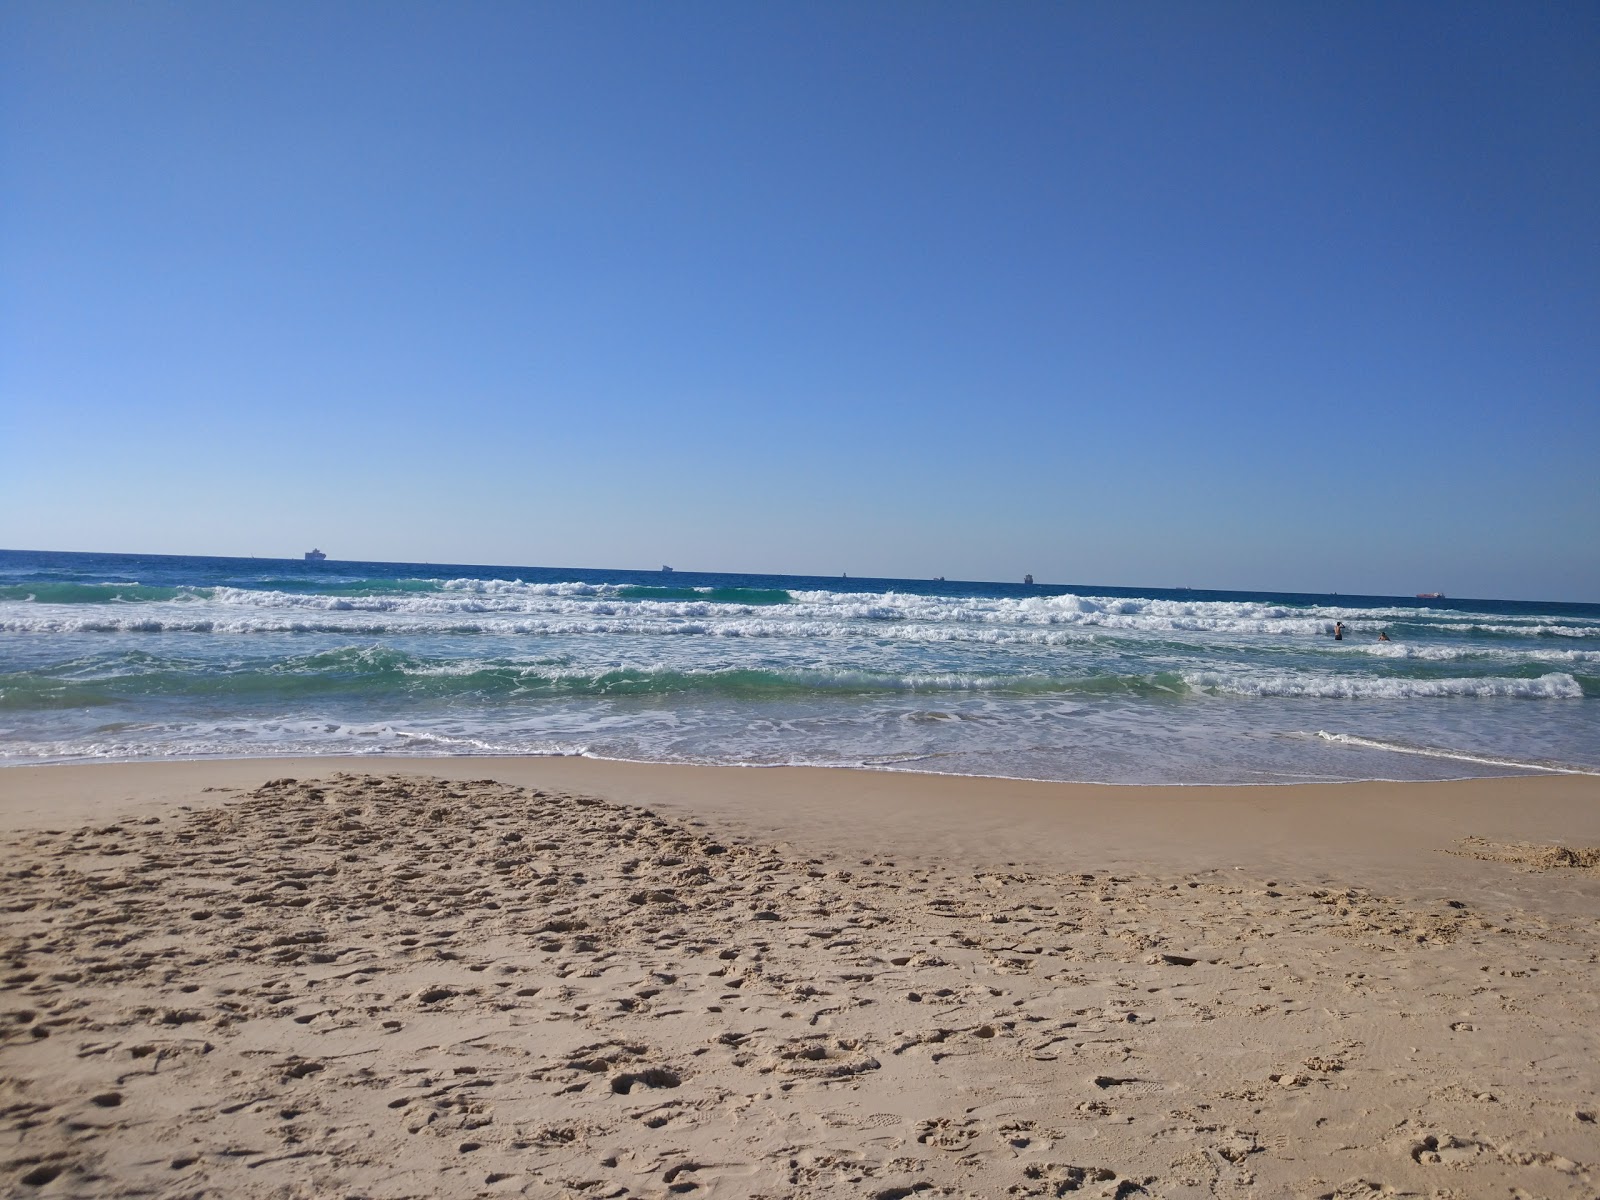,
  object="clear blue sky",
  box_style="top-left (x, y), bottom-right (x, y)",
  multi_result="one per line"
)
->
top-left (3, 2), bottom-right (1596, 600)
